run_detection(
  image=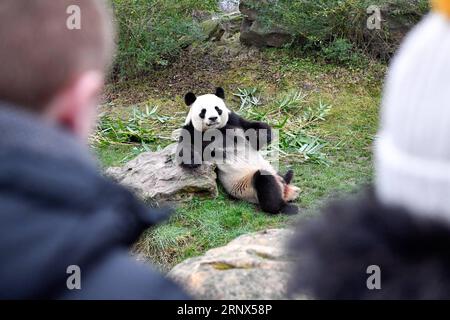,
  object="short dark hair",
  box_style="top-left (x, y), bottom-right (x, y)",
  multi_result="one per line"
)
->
top-left (0, 0), bottom-right (115, 111)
